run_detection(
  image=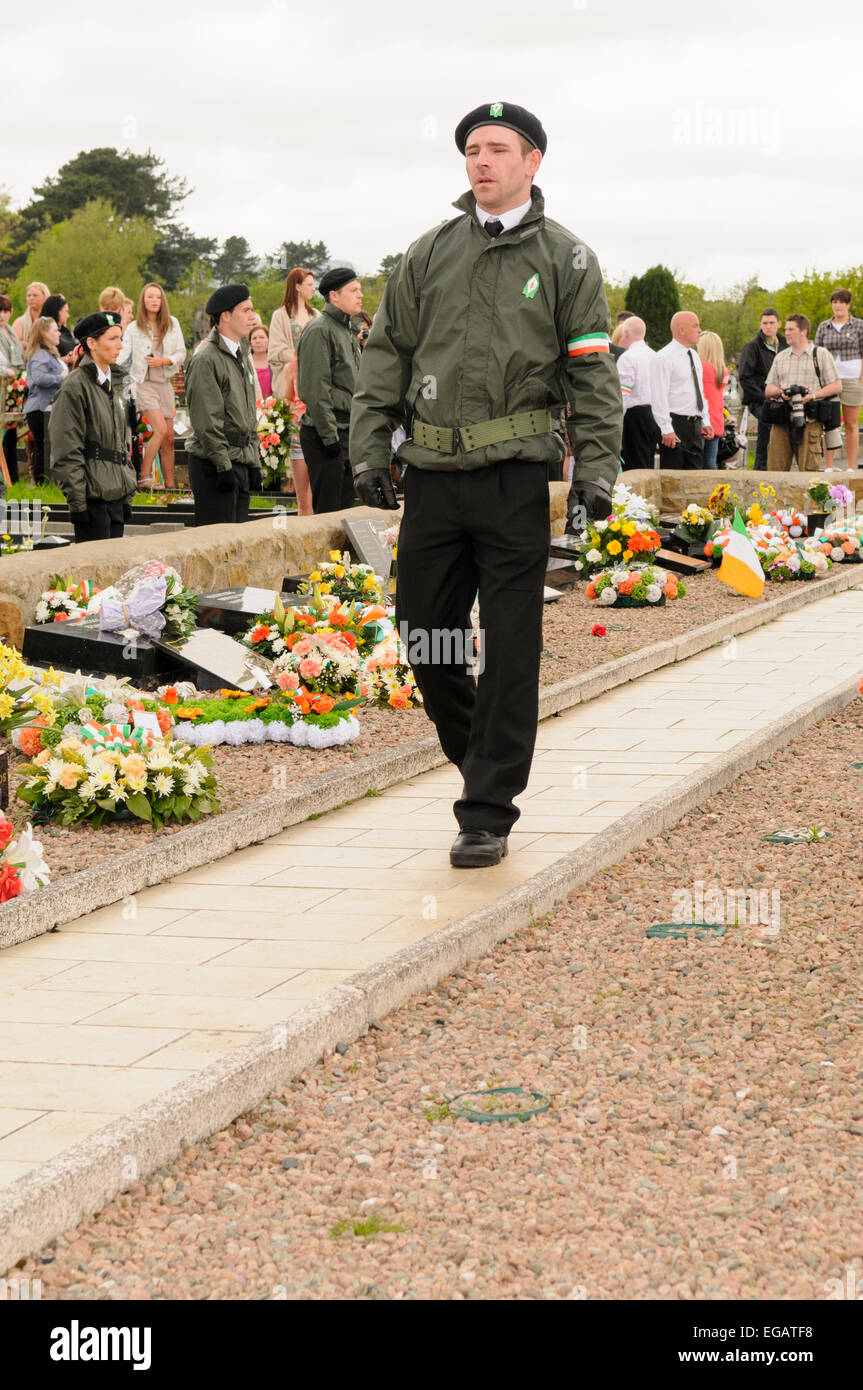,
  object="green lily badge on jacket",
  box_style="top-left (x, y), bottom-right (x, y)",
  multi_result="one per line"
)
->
top-left (522, 273), bottom-right (540, 300)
